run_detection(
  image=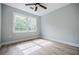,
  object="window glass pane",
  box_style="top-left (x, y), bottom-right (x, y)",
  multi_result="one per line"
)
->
top-left (15, 15), bottom-right (28, 32)
top-left (28, 17), bottom-right (37, 32)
